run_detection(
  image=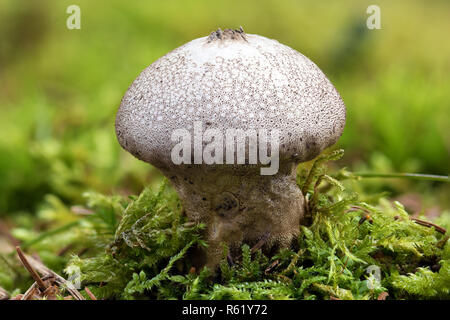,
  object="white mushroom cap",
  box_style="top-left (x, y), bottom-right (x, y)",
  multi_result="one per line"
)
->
top-left (116, 28), bottom-right (346, 168)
